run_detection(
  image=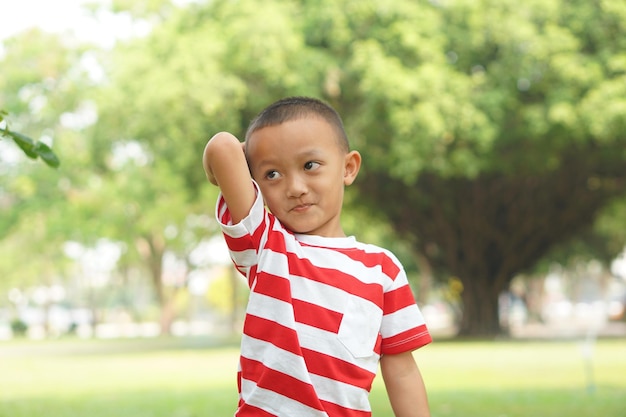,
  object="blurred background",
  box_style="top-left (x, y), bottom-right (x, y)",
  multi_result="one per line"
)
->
top-left (2, 1), bottom-right (626, 417)
top-left (1, 0), bottom-right (625, 344)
